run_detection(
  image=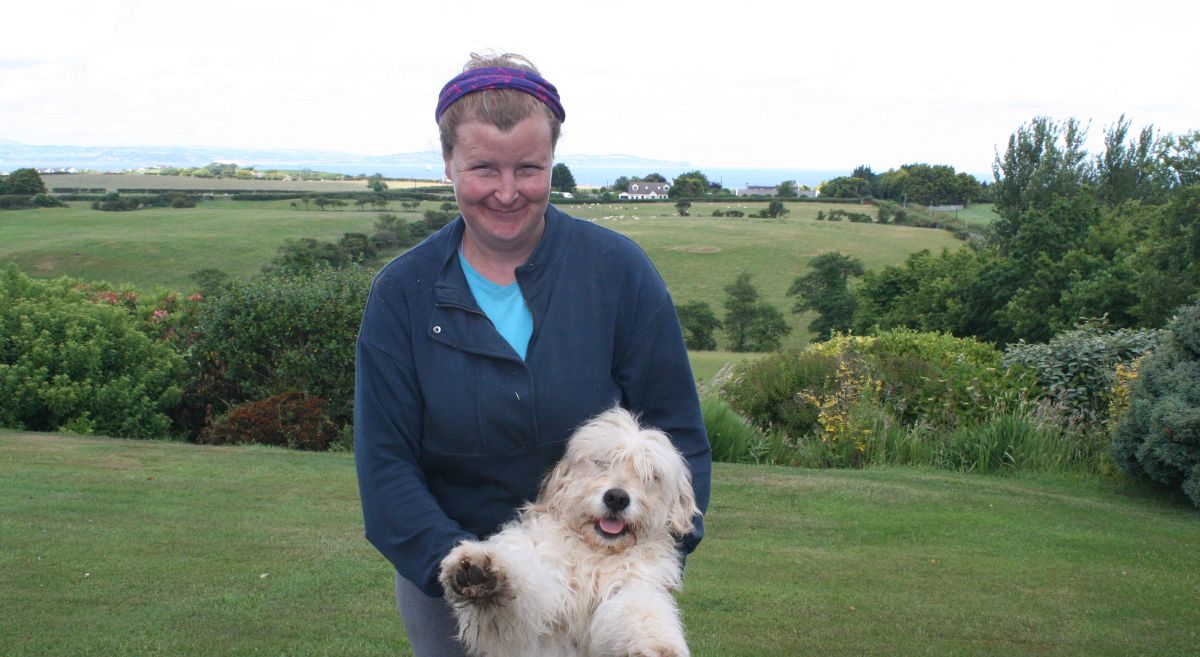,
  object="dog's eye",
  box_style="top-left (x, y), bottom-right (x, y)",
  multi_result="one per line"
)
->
top-left (592, 459), bottom-right (610, 470)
